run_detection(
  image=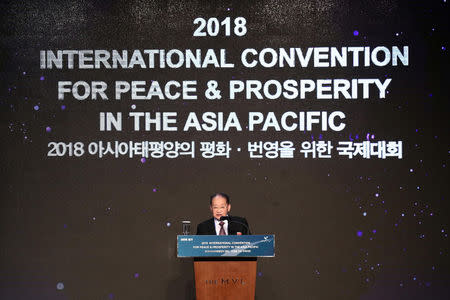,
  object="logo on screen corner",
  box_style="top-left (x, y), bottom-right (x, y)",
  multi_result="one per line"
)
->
top-left (262, 236), bottom-right (271, 242)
